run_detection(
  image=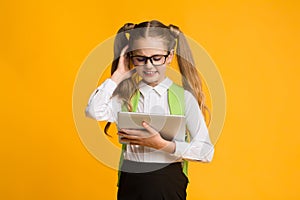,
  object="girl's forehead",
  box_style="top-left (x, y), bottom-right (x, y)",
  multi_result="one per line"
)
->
top-left (131, 48), bottom-right (167, 56)
top-left (130, 37), bottom-right (167, 52)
